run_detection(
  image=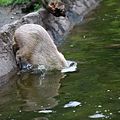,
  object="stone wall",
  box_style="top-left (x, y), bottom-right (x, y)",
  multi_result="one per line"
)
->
top-left (0, 0), bottom-right (101, 78)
